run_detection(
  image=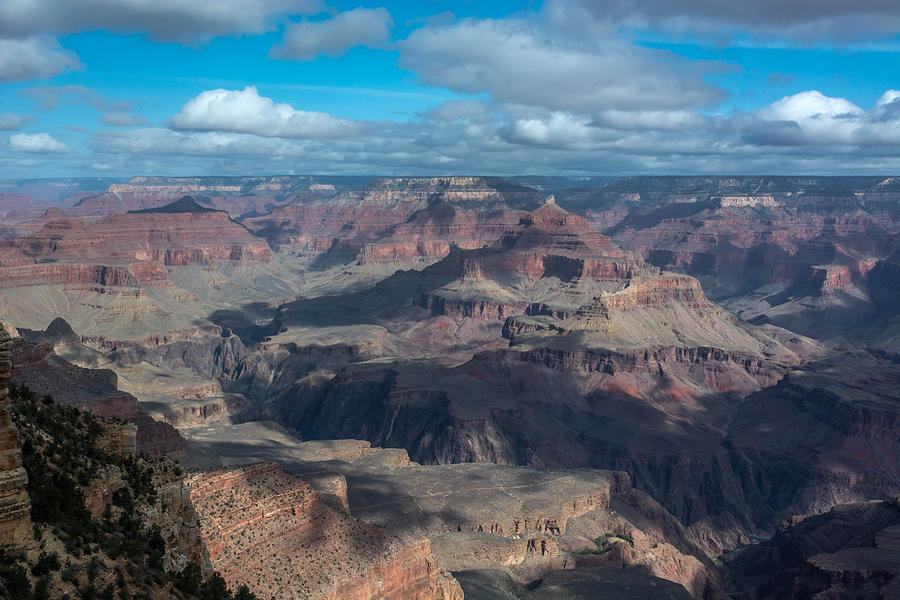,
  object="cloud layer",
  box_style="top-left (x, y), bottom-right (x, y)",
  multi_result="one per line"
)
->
top-left (2, 3), bottom-right (900, 177)
top-left (273, 7), bottom-right (393, 61)
top-left (550, 0), bottom-right (900, 43)
top-left (0, 0), bottom-right (321, 42)
top-left (0, 37), bottom-right (81, 82)
top-left (400, 18), bottom-right (724, 112)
